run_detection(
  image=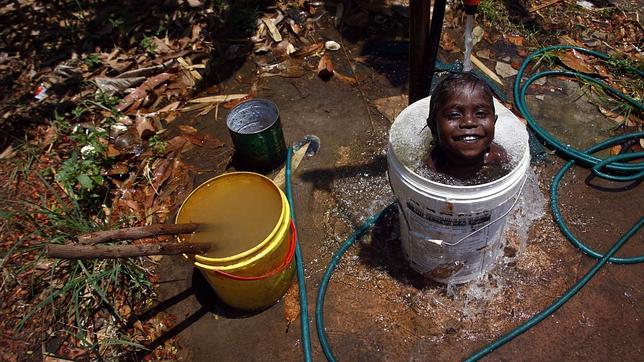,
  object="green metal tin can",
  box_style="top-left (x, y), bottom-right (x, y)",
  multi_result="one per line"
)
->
top-left (226, 99), bottom-right (287, 173)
